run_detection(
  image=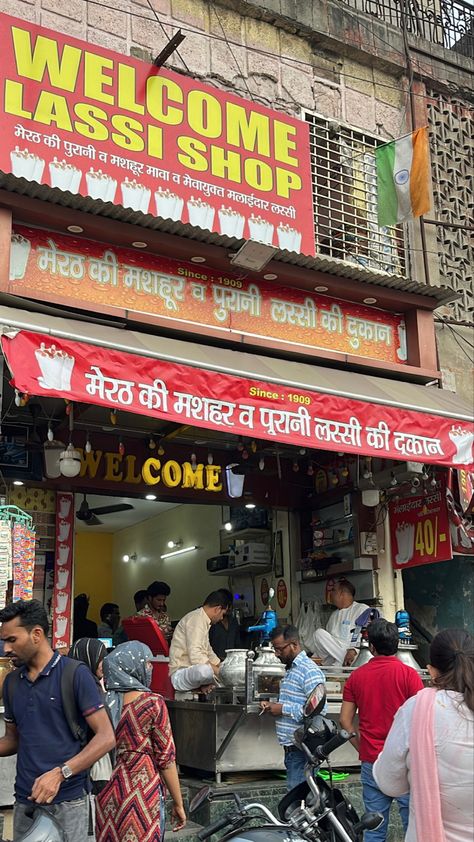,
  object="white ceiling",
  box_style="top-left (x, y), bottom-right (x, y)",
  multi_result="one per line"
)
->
top-left (74, 493), bottom-right (178, 533)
